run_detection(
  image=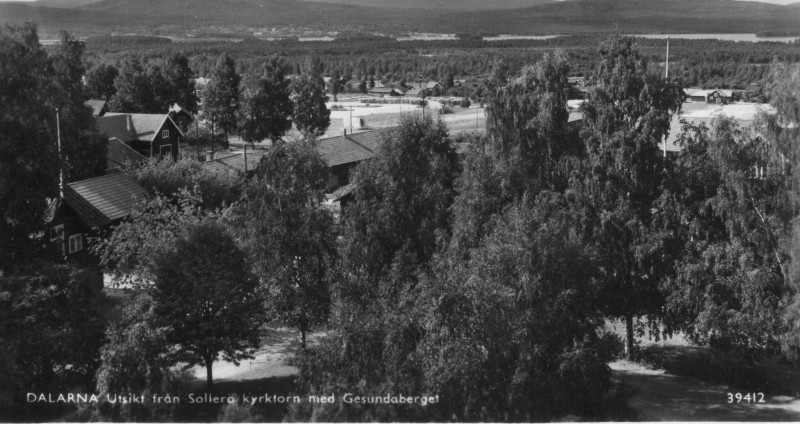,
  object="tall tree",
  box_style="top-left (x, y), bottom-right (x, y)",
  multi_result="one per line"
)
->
top-left (293, 70), bottom-right (330, 139)
top-left (575, 36), bottom-right (684, 358)
top-left (330, 69), bottom-right (341, 102)
top-left (237, 56), bottom-right (292, 144)
top-left (108, 56), bottom-right (153, 113)
top-left (152, 222), bottom-right (263, 390)
top-left (661, 117), bottom-right (789, 356)
top-left (0, 24), bottom-right (105, 264)
top-left (771, 63), bottom-right (800, 361)
top-left (0, 23), bottom-right (59, 263)
top-left (233, 142), bottom-right (334, 348)
top-left (238, 58), bottom-right (293, 145)
top-left (160, 53), bottom-right (199, 114)
top-left (204, 54), bottom-right (241, 144)
top-left (50, 31), bottom-right (107, 183)
top-left (85, 63), bottom-right (118, 101)
top-left (451, 52), bottom-right (578, 255)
